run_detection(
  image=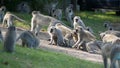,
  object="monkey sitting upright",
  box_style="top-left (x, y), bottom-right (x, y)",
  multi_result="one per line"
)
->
top-left (52, 9), bottom-right (62, 20)
top-left (48, 26), bottom-right (67, 47)
top-left (65, 4), bottom-right (74, 27)
top-left (3, 26), bottom-right (17, 53)
top-left (73, 16), bottom-right (86, 29)
top-left (55, 23), bottom-right (75, 47)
